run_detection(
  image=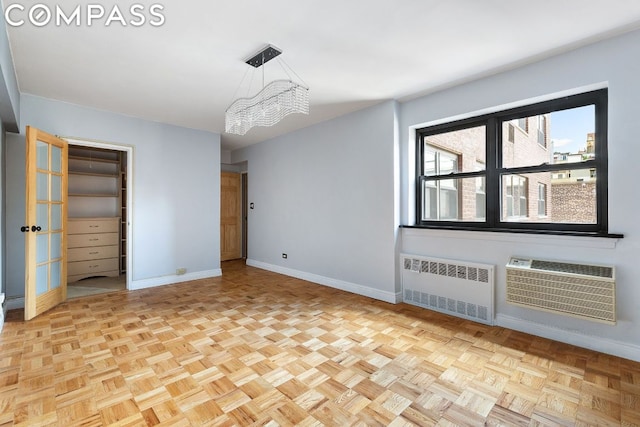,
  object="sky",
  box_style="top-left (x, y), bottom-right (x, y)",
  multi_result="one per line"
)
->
top-left (549, 105), bottom-right (595, 154)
